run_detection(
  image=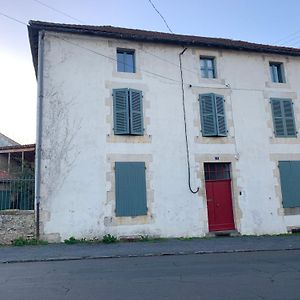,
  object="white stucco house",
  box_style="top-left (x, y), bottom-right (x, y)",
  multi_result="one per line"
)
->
top-left (28, 21), bottom-right (300, 242)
